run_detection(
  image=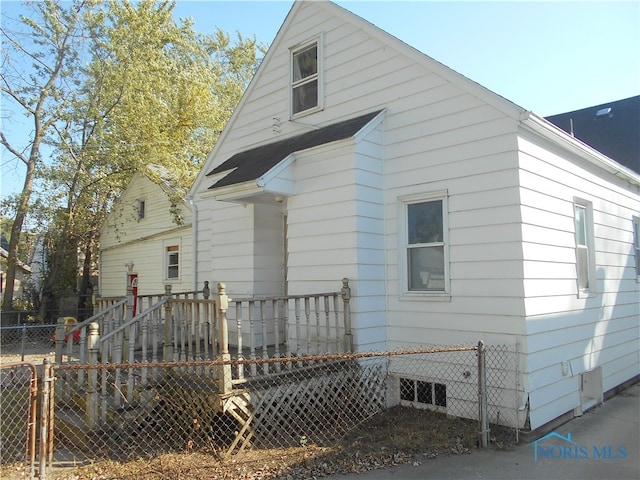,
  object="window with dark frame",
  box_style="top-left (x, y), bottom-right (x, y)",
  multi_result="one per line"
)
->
top-left (399, 378), bottom-right (447, 408)
top-left (291, 42), bottom-right (318, 115)
top-left (138, 200), bottom-right (146, 220)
